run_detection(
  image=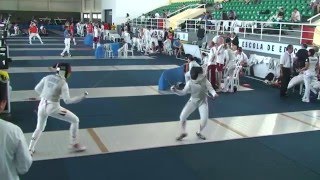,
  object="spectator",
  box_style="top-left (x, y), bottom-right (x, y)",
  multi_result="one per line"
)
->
top-left (197, 25), bottom-right (205, 47)
top-left (126, 13), bottom-right (130, 22)
top-left (200, 12), bottom-right (206, 21)
top-left (214, 2), bottom-right (223, 10)
top-left (277, 7), bottom-right (285, 21)
top-left (221, 11), bottom-right (228, 20)
top-left (310, 0), bottom-right (320, 14)
top-left (155, 12), bottom-right (160, 18)
top-left (173, 38), bottom-right (182, 58)
top-left (235, 47), bottom-right (248, 66)
top-left (228, 10), bottom-right (236, 20)
top-left (280, 45), bottom-right (294, 97)
top-left (231, 32), bottom-right (239, 50)
top-left (290, 8), bottom-right (301, 23)
top-left (225, 33), bottom-right (232, 45)
top-left (111, 23), bottom-right (116, 30)
top-left (0, 71), bottom-right (32, 180)
top-left (294, 44), bottom-right (309, 73)
top-left (163, 28), bottom-right (168, 41)
top-left (13, 23), bottom-right (19, 35)
top-left (141, 14), bottom-right (146, 24)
